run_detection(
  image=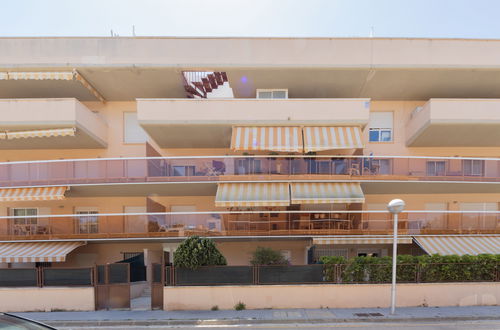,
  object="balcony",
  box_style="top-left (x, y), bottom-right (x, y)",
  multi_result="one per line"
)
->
top-left (0, 211), bottom-right (498, 241)
top-left (136, 98), bottom-right (370, 148)
top-left (406, 99), bottom-right (500, 147)
top-left (0, 98), bottom-right (107, 149)
top-left (0, 156), bottom-right (500, 190)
